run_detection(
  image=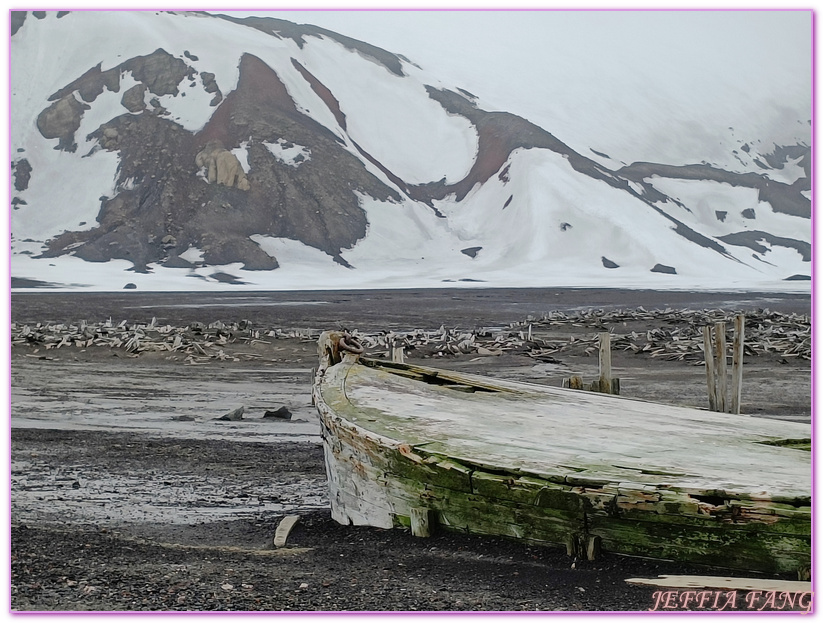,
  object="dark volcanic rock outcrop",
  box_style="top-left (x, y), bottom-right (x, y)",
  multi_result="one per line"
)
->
top-left (218, 14), bottom-right (407, 77)
top-left (36, 95), bottom-right (89, 152)
top-left (12, 158), bottom-right (32, 191)
top-left (718, 231), bottom-right (811, 262)
top-left (42, 50), bottom-right (195, 152)
top-left (41, 52), bottom-right (400, 272)
top-left (617, 158), bottom-right (811, 219)
top-left (11, 11), bottom-right (27, 36)
top-left (651, 264), bottom-right (677, 275)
